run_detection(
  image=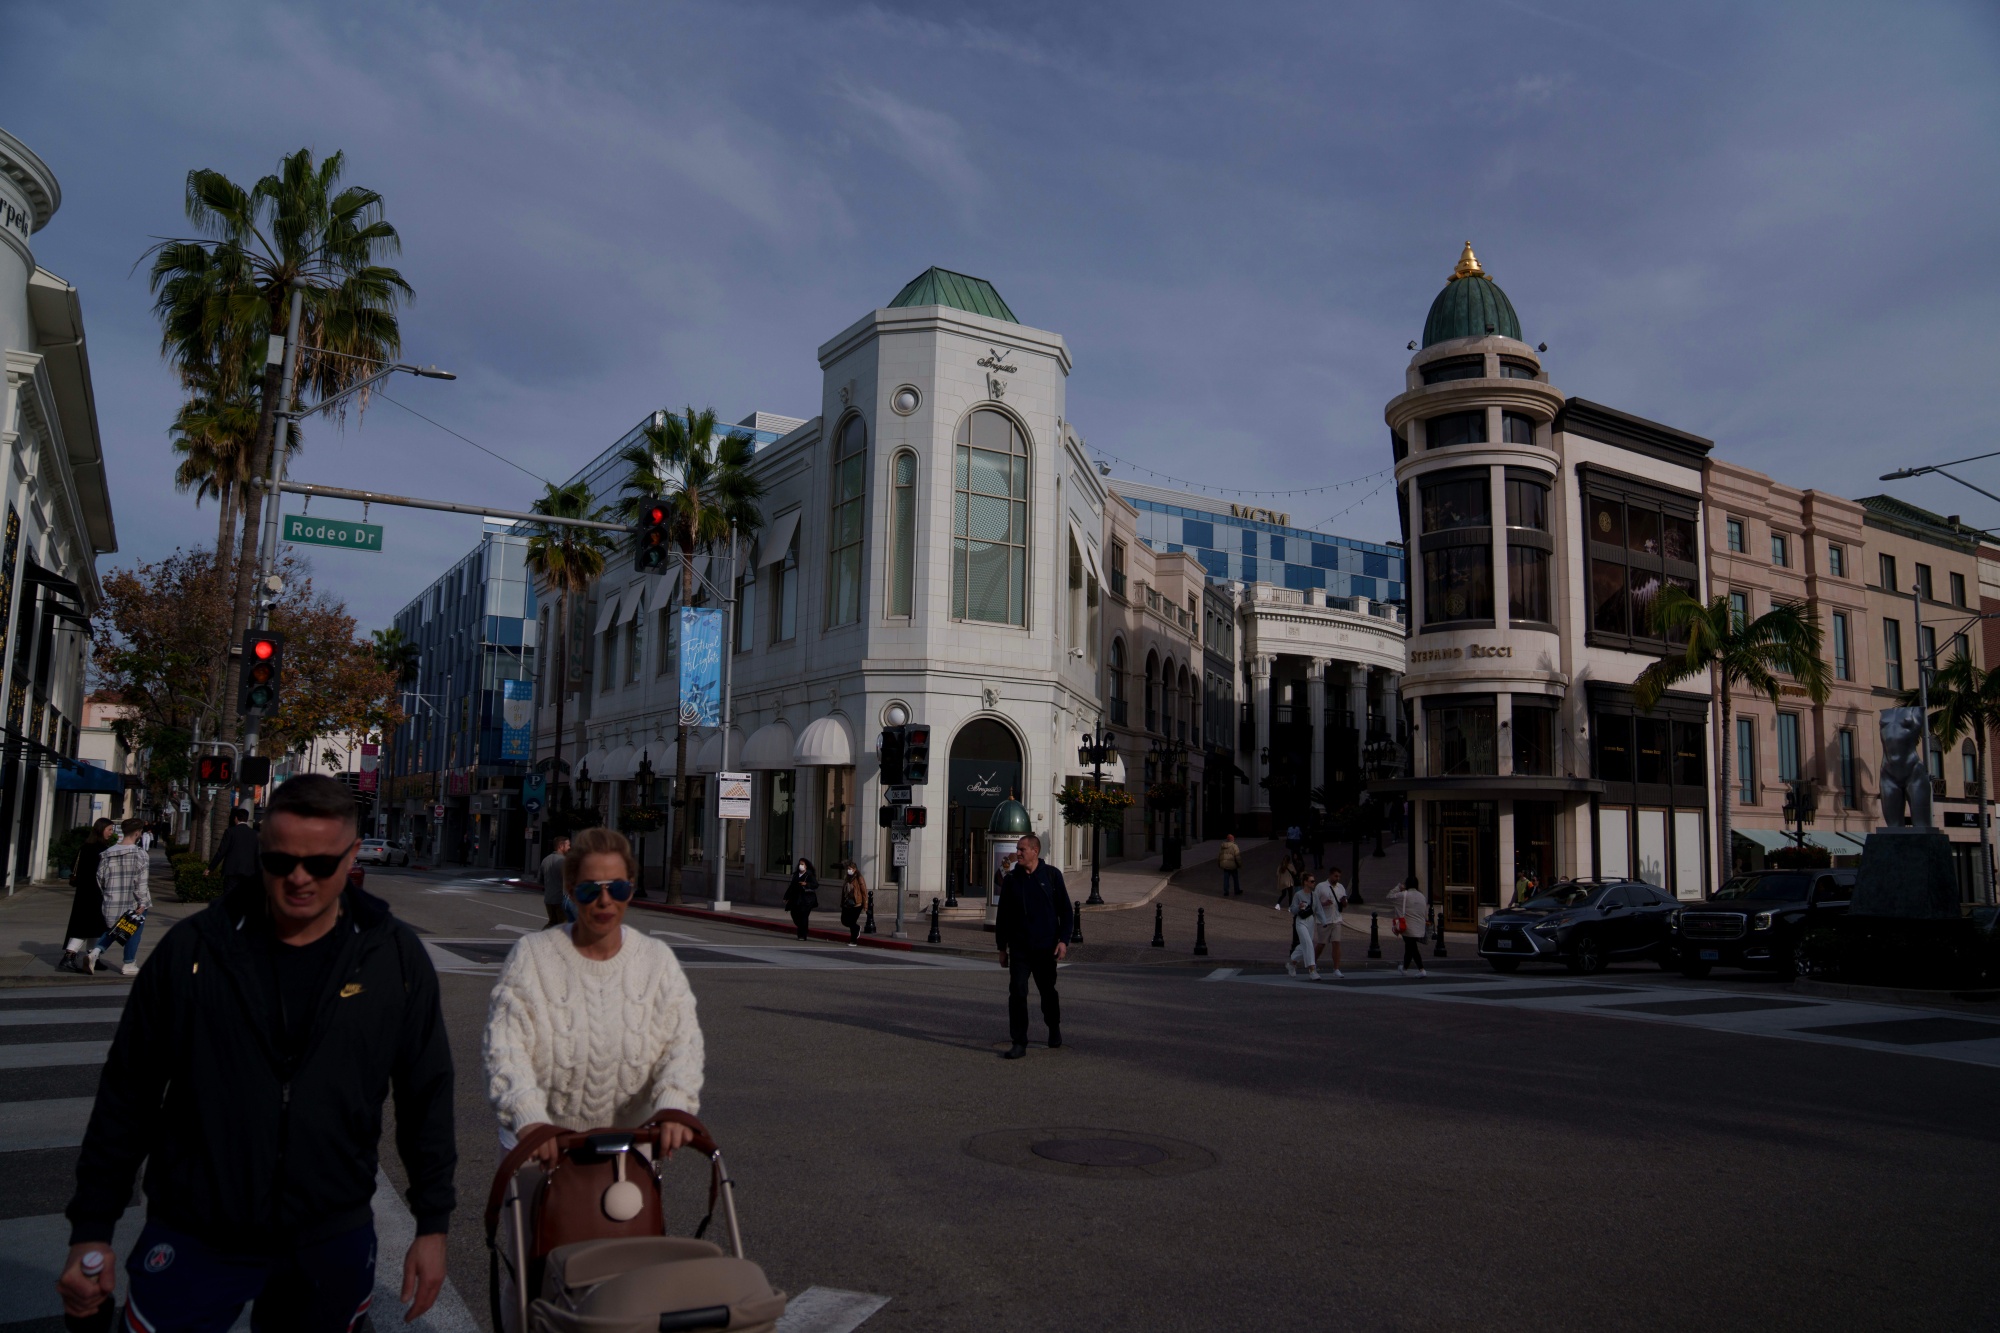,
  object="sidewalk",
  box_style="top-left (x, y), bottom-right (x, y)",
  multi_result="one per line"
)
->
top-left (0, 850), bottom-right (186, 985)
